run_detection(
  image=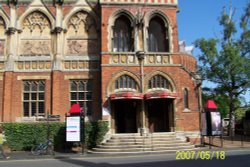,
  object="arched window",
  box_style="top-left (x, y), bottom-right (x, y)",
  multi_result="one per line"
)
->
top-left (148, 75), bottom-right (171, 89)
top-left (147, 16), bottom-right (169, 52)
top-left (113, 15), bottom-right (133, 52)
top-left (0, 17), bottom-right (6, 56)
top-left (115, 75), bottom-right (136, 90)
top-left (184, 88), bottom-right (189, 109)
